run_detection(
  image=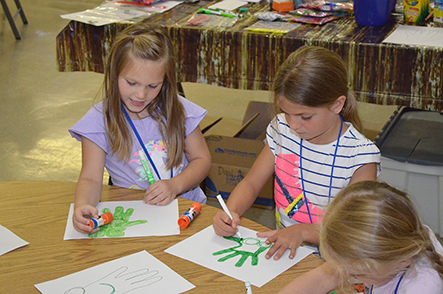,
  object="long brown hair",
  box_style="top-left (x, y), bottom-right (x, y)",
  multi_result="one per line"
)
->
top-left (320, 181), bottom-right (443, 284)
top-left (273, 46), bottom-right (362, 131)
top-left (102, 23), bottom-right (185, 169)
